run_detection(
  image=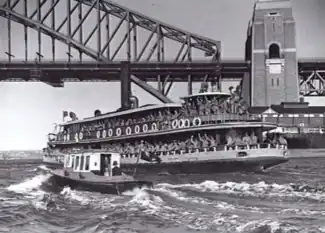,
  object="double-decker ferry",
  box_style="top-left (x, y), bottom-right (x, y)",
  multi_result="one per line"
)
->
top-left (43, 89), bottom-right (289, 175)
